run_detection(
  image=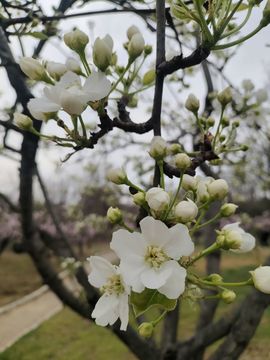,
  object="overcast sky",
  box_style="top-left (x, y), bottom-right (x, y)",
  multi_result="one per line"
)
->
top-left (0, 0), bottom-right (269, 200)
